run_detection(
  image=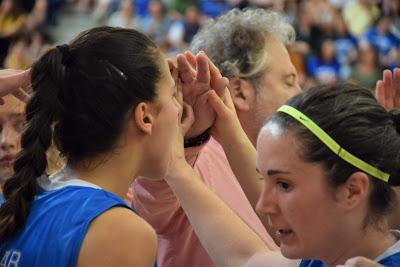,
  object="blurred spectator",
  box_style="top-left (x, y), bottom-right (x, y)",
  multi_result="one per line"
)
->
top-left (0, 0), bottom-right (27, 38)
top-left (108, 0), bottom-right (141, 29)
top-left (168, 0), bottom-right (197, 15)
top-left (25, 0), bottom-right (48, 32)
top-left (199, 0), bottom-right (230, 18)
top-left (343, 0), bottom-right (380, 37)
top-left (25, 31), bottom-right (52, 61)
top-left (294, 2), bottom-right (326, 55)
top-left (382, 0), bottom-right (400, 38)
top-left (361, 16), bottom-right (400, 67)
top-left (307, 38), bottom-right (341, 84)
top-left (0, 0), bottom-right (27, 66)
top-left (332, 13), bottom-right (358, 79)
top-left (141, 0), bottom-right (171, 44)
top-left (4, 38), bottom-right (31, 69)
top-left (349, 43), bottom-right (382, 90)
top-left (46, 0), bottom-right (66, 25)
top-left (167, 5), bottom-right (201, 51)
